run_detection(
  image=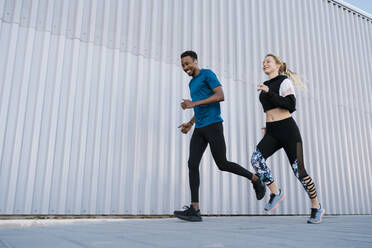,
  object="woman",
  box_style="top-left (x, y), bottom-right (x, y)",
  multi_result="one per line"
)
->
top-left (251, 54), bottom-right (325, 224)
